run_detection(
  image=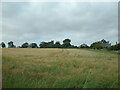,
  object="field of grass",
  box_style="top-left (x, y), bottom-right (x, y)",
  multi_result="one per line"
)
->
top-left (2, 48), bottom-right (118, 88)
